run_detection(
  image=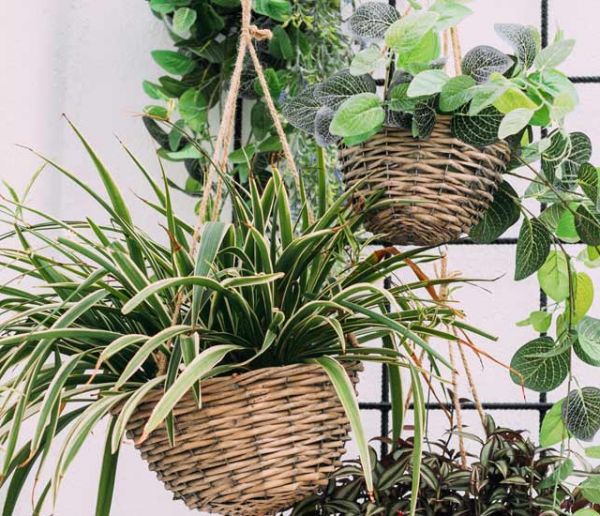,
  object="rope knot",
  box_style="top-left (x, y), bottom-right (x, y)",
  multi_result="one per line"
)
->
top-left (246, 24), bottom-right (272, 41)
